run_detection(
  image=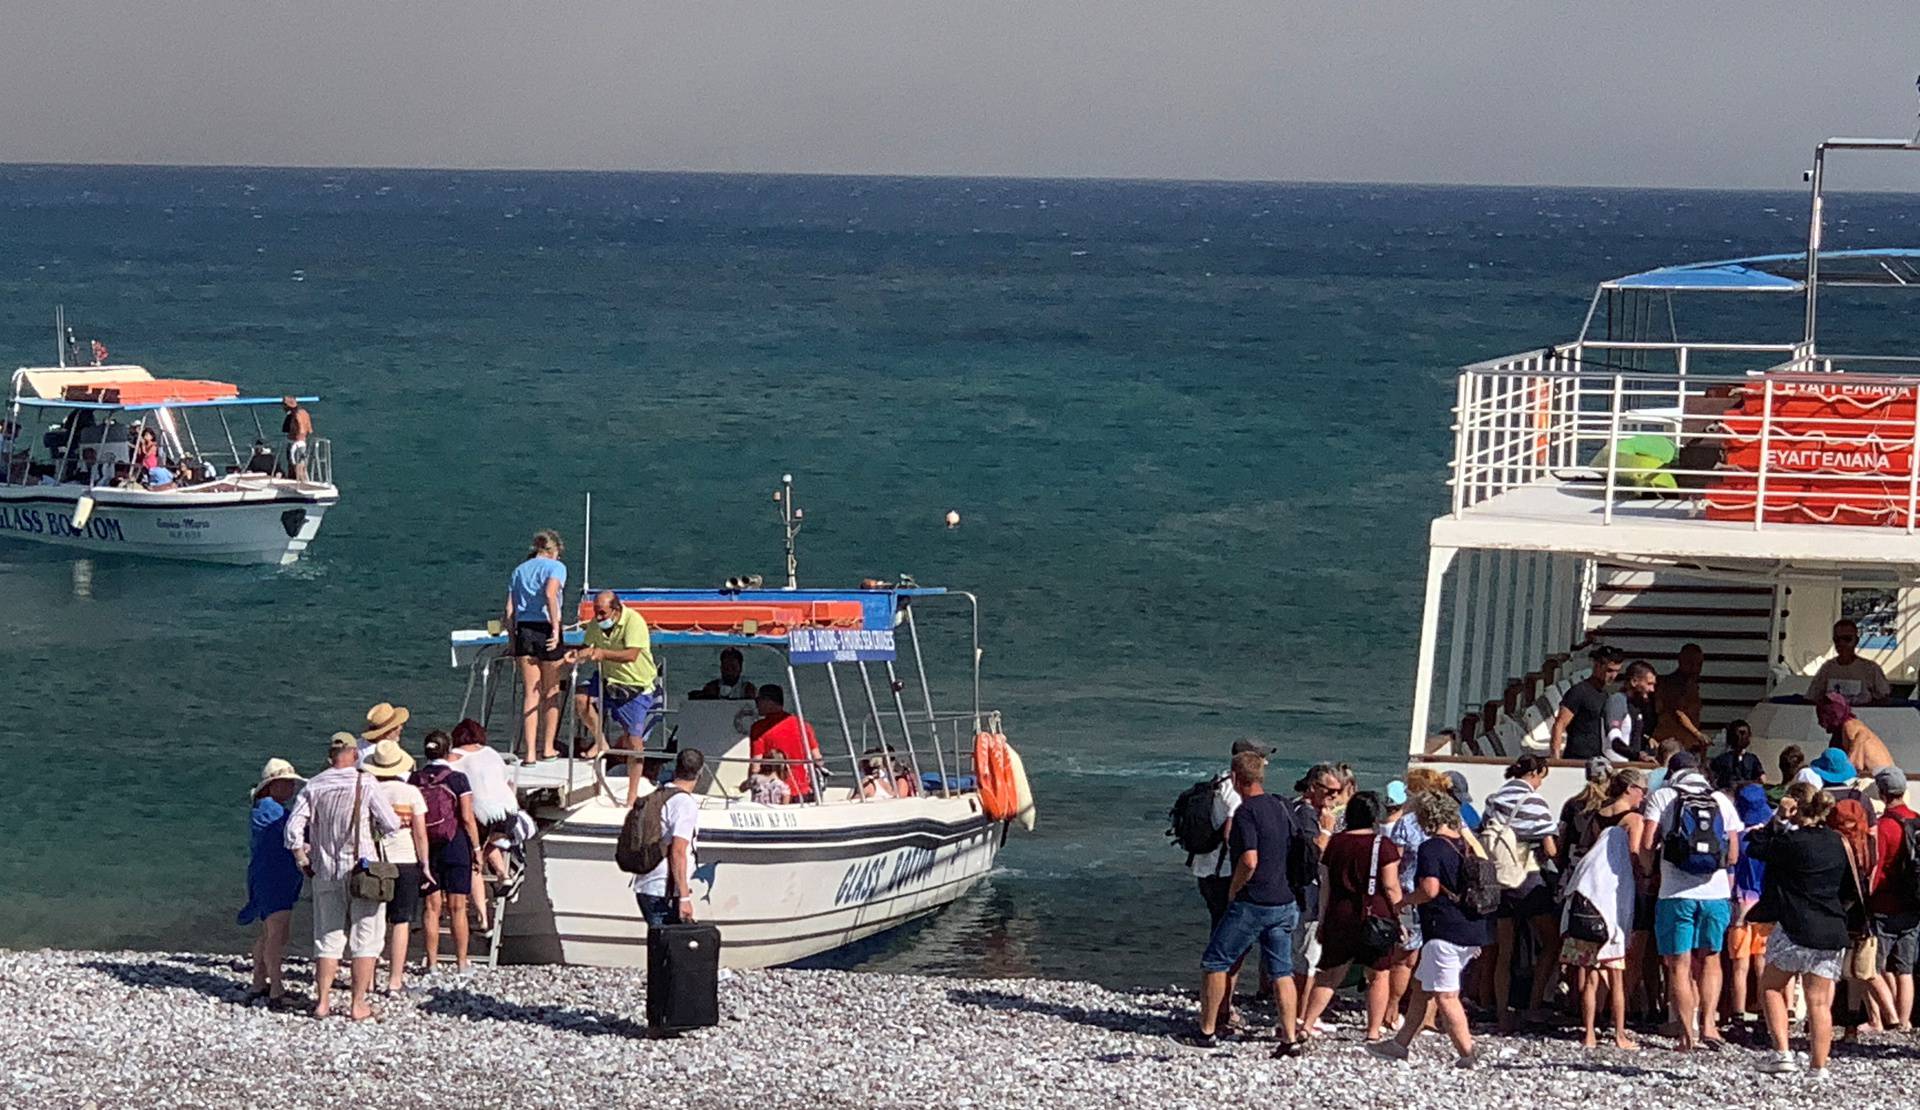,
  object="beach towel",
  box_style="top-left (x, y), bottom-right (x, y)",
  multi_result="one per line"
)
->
top-left (1560, 823), bottom-right (1634, 962)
